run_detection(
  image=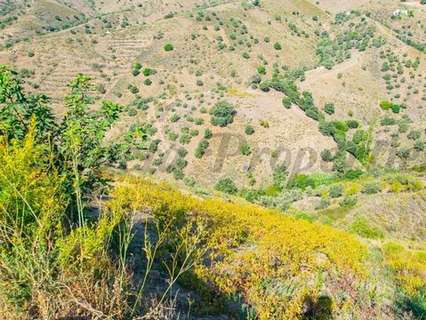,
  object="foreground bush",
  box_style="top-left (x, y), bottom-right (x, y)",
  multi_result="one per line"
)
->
top-left (0, 65), bottom-right (199, 319)
top-left (0, 125), bottom-right (132, 318)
